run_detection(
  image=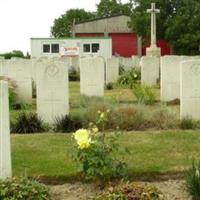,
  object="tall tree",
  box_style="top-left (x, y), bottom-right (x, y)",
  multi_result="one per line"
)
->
top-left (129, 0), bottom-right (176, 41)
top-left (130, 0), bottom-right (200, 54)
top-left (51, 9), bottom-right (95, 38)
top-left (165, 0), bottom-right (200, 55)
top-left (97, 0), bottom-right (133, 17)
